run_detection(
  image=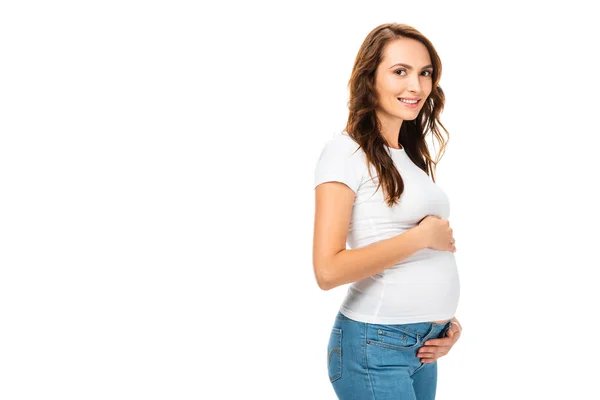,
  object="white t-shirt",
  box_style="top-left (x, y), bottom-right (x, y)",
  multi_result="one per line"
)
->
top-left (314, 131), bottom-right (460, 324)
